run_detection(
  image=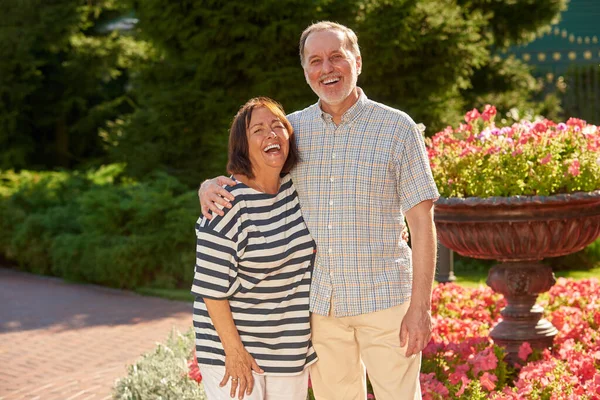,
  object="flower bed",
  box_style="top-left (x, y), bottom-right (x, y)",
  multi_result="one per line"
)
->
top-left (421, 278), bottom-right (600, 399)
top-left (184, 279), bottom-right (599, 399)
